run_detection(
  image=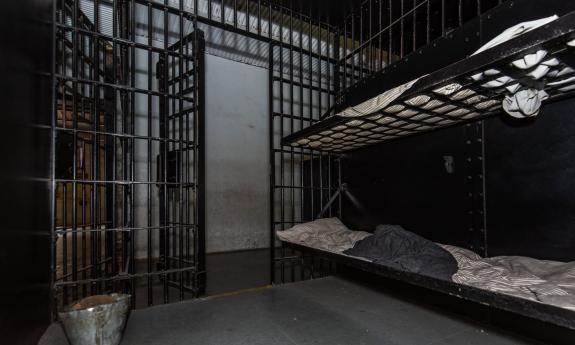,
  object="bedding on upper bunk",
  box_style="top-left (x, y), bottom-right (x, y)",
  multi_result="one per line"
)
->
top-left (343, 225), bottom-right (458, 281)
top-left (333, 15), bottom-right (563, 120)
top-left (275, 217), bottom-right (371, 255)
